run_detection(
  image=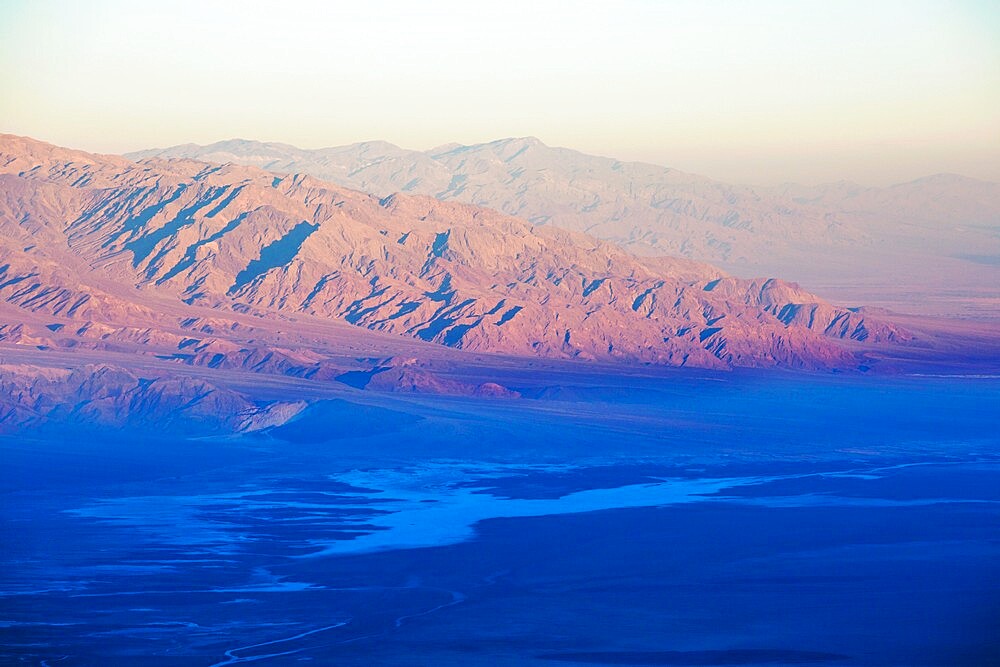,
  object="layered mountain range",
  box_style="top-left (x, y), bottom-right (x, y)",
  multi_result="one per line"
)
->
top-left (2, 133), bottom-right (905, 368)
top-left (130, 137), bottom-right (1000, 317)
top-left (8, 133), bottom-right (991, 432)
